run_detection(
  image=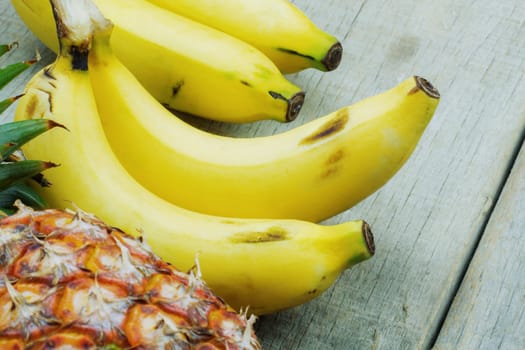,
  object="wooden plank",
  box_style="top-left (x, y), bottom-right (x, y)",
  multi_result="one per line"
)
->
top-left (1, 0), bottom-right (525, 349)
top-left (255, 0), bottom-right (525, 349)
top-left (433, 143), bottom-right (525, 349)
